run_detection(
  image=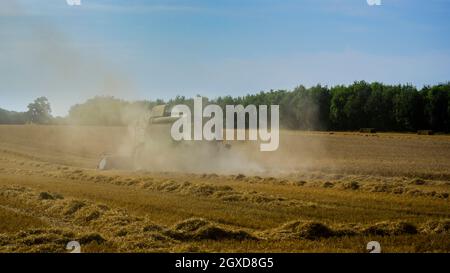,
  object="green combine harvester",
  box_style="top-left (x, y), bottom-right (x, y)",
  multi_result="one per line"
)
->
top-left (98, 105), bottom-right (230, 170)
